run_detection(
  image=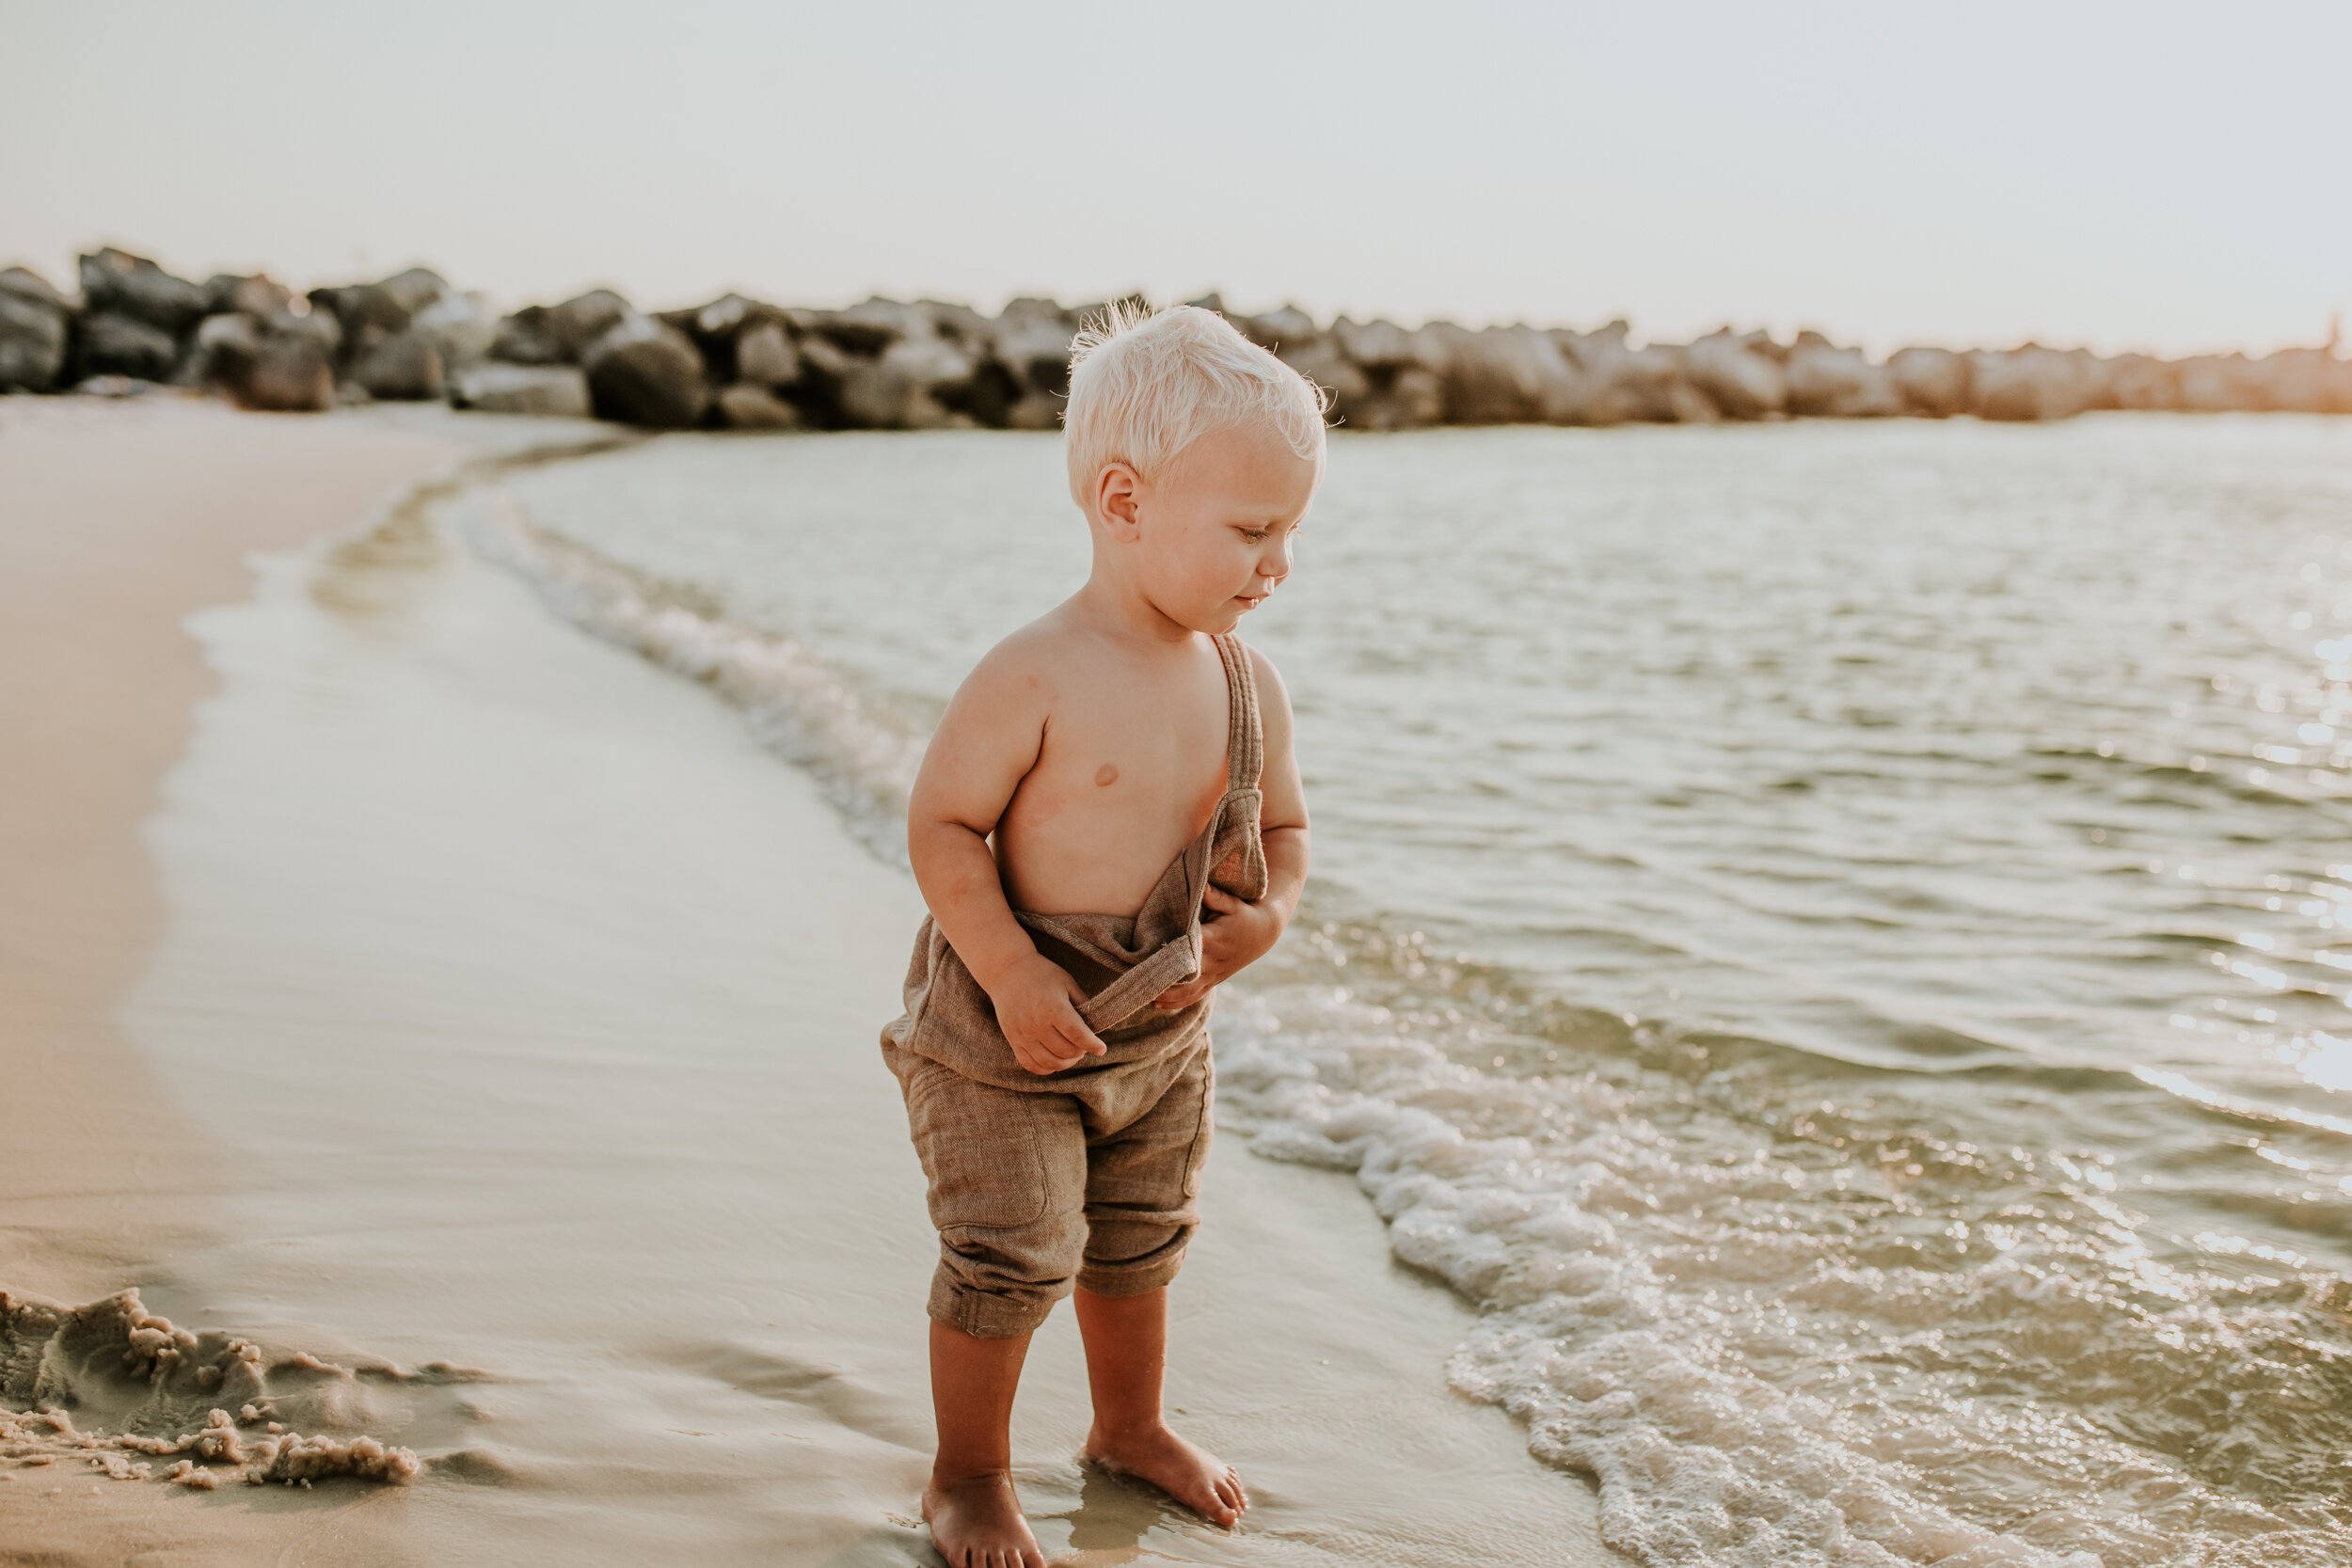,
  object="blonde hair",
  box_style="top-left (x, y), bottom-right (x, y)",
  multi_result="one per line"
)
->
top-left (1062, 298), bottom-right (1334, 515)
